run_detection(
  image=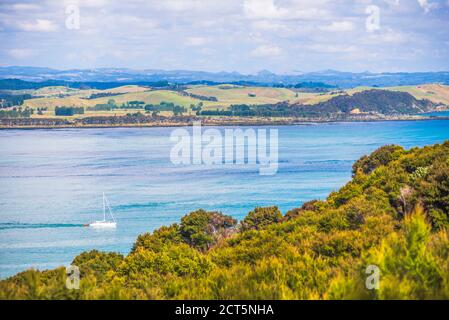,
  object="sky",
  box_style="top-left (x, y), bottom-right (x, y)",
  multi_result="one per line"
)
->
top-left (0, 0), bottom-right (449, 74)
